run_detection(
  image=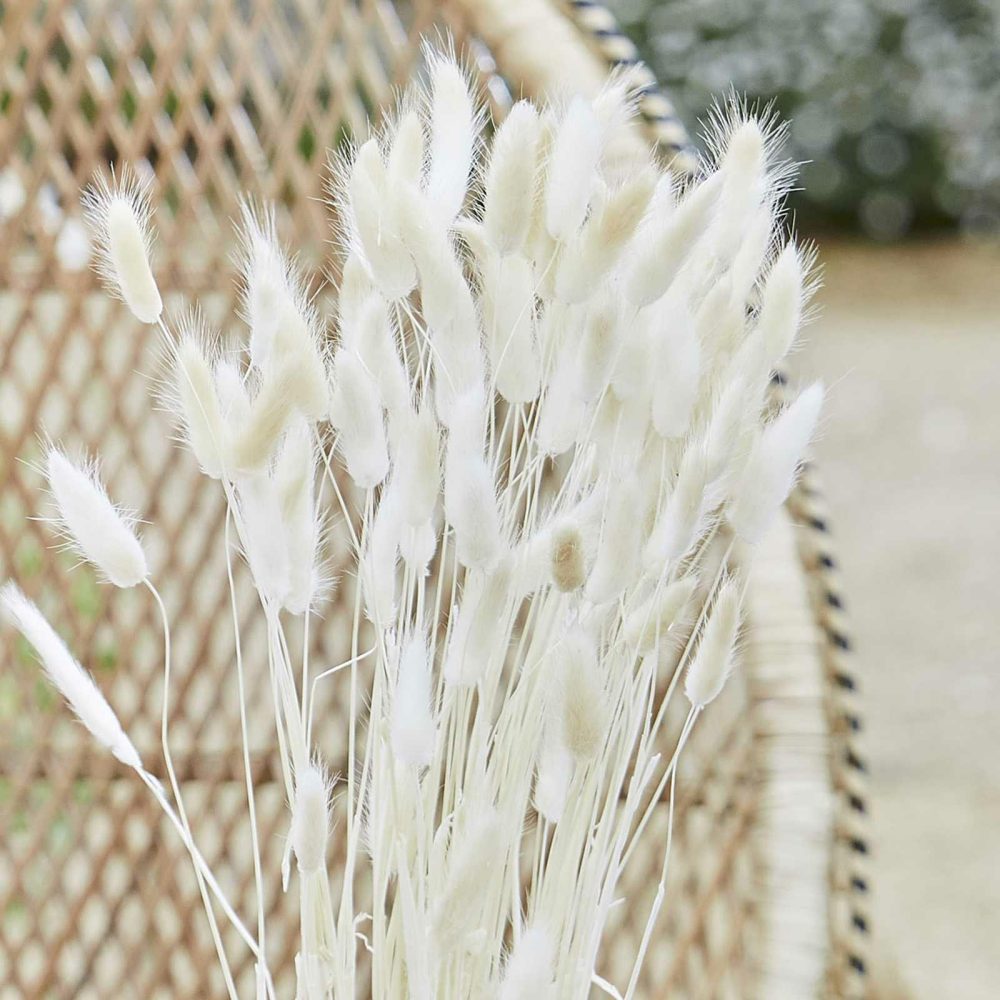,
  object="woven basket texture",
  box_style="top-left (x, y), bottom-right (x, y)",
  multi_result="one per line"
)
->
top-left (0, 1), bottom-right (869, 997)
